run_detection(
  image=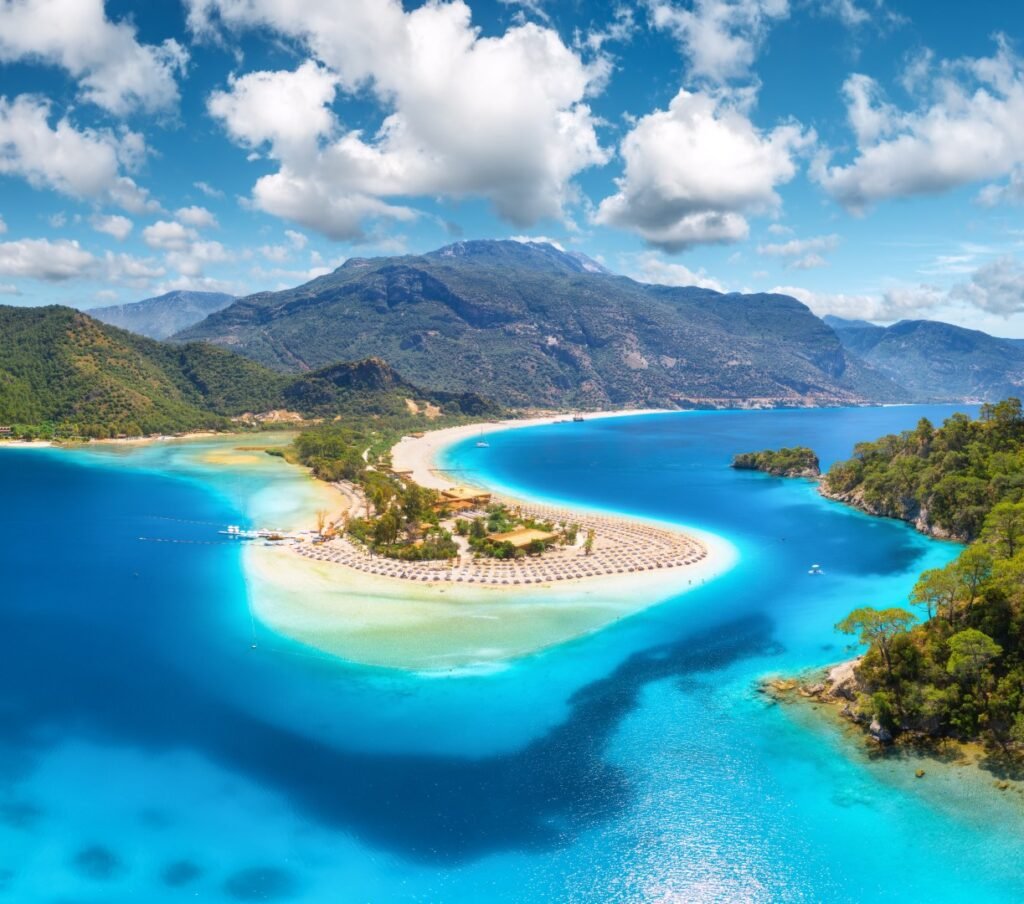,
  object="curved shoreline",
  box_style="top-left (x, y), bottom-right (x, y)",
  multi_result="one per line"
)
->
top-left (248, 411), bottom-right (738, 672)
top-left (9, 421), bottom-right (736, 671)
top-left (299, 412), bottom-right (719, 589)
